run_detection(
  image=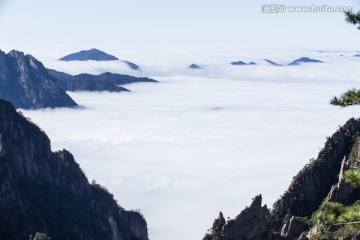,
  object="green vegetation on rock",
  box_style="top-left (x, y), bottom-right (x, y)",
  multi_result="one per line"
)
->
top-left (29, 233), bottom-right (51, 240)
top-left (330, 10), bottom-right (360, 107)
top-left (203, 212), bottom-right (226, 240)
top-left (311, 201), bottom-right (360, 239)
top-left (344, 169), bottom-right (360, 186)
